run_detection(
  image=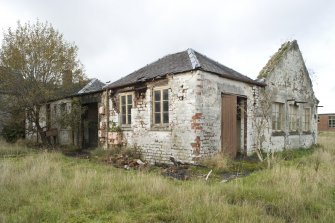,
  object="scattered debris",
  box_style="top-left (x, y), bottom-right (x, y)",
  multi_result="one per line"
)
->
top-left (205, 169), bottom-right (212, 181)
top-left (162, 165), bottom-right (190, 180)
top-left (170, 156), bottom-right (184, 166)
top-left (103, 154), bottom-right (147, 170)
top-left (136, 159), bottom-right (145, 165)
